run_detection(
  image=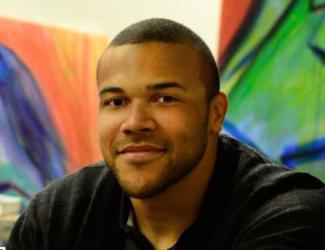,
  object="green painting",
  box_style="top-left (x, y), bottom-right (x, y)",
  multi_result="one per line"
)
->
top-left (220, 0), bottom-right (325, 180)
